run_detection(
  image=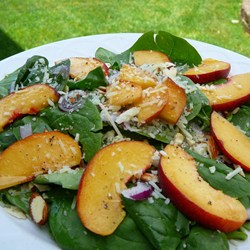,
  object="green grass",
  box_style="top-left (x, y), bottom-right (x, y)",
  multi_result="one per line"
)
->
top-left (0, 0), bottom-right (250, 60)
